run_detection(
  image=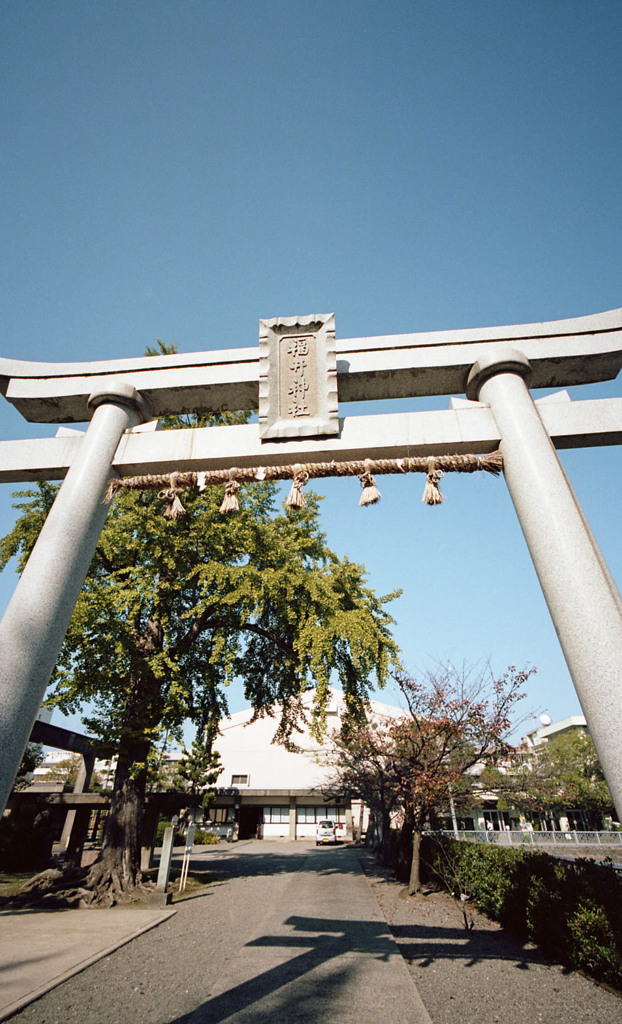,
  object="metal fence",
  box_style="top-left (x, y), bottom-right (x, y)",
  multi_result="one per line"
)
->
top-left (438, 828), bottom-right (622, 848)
